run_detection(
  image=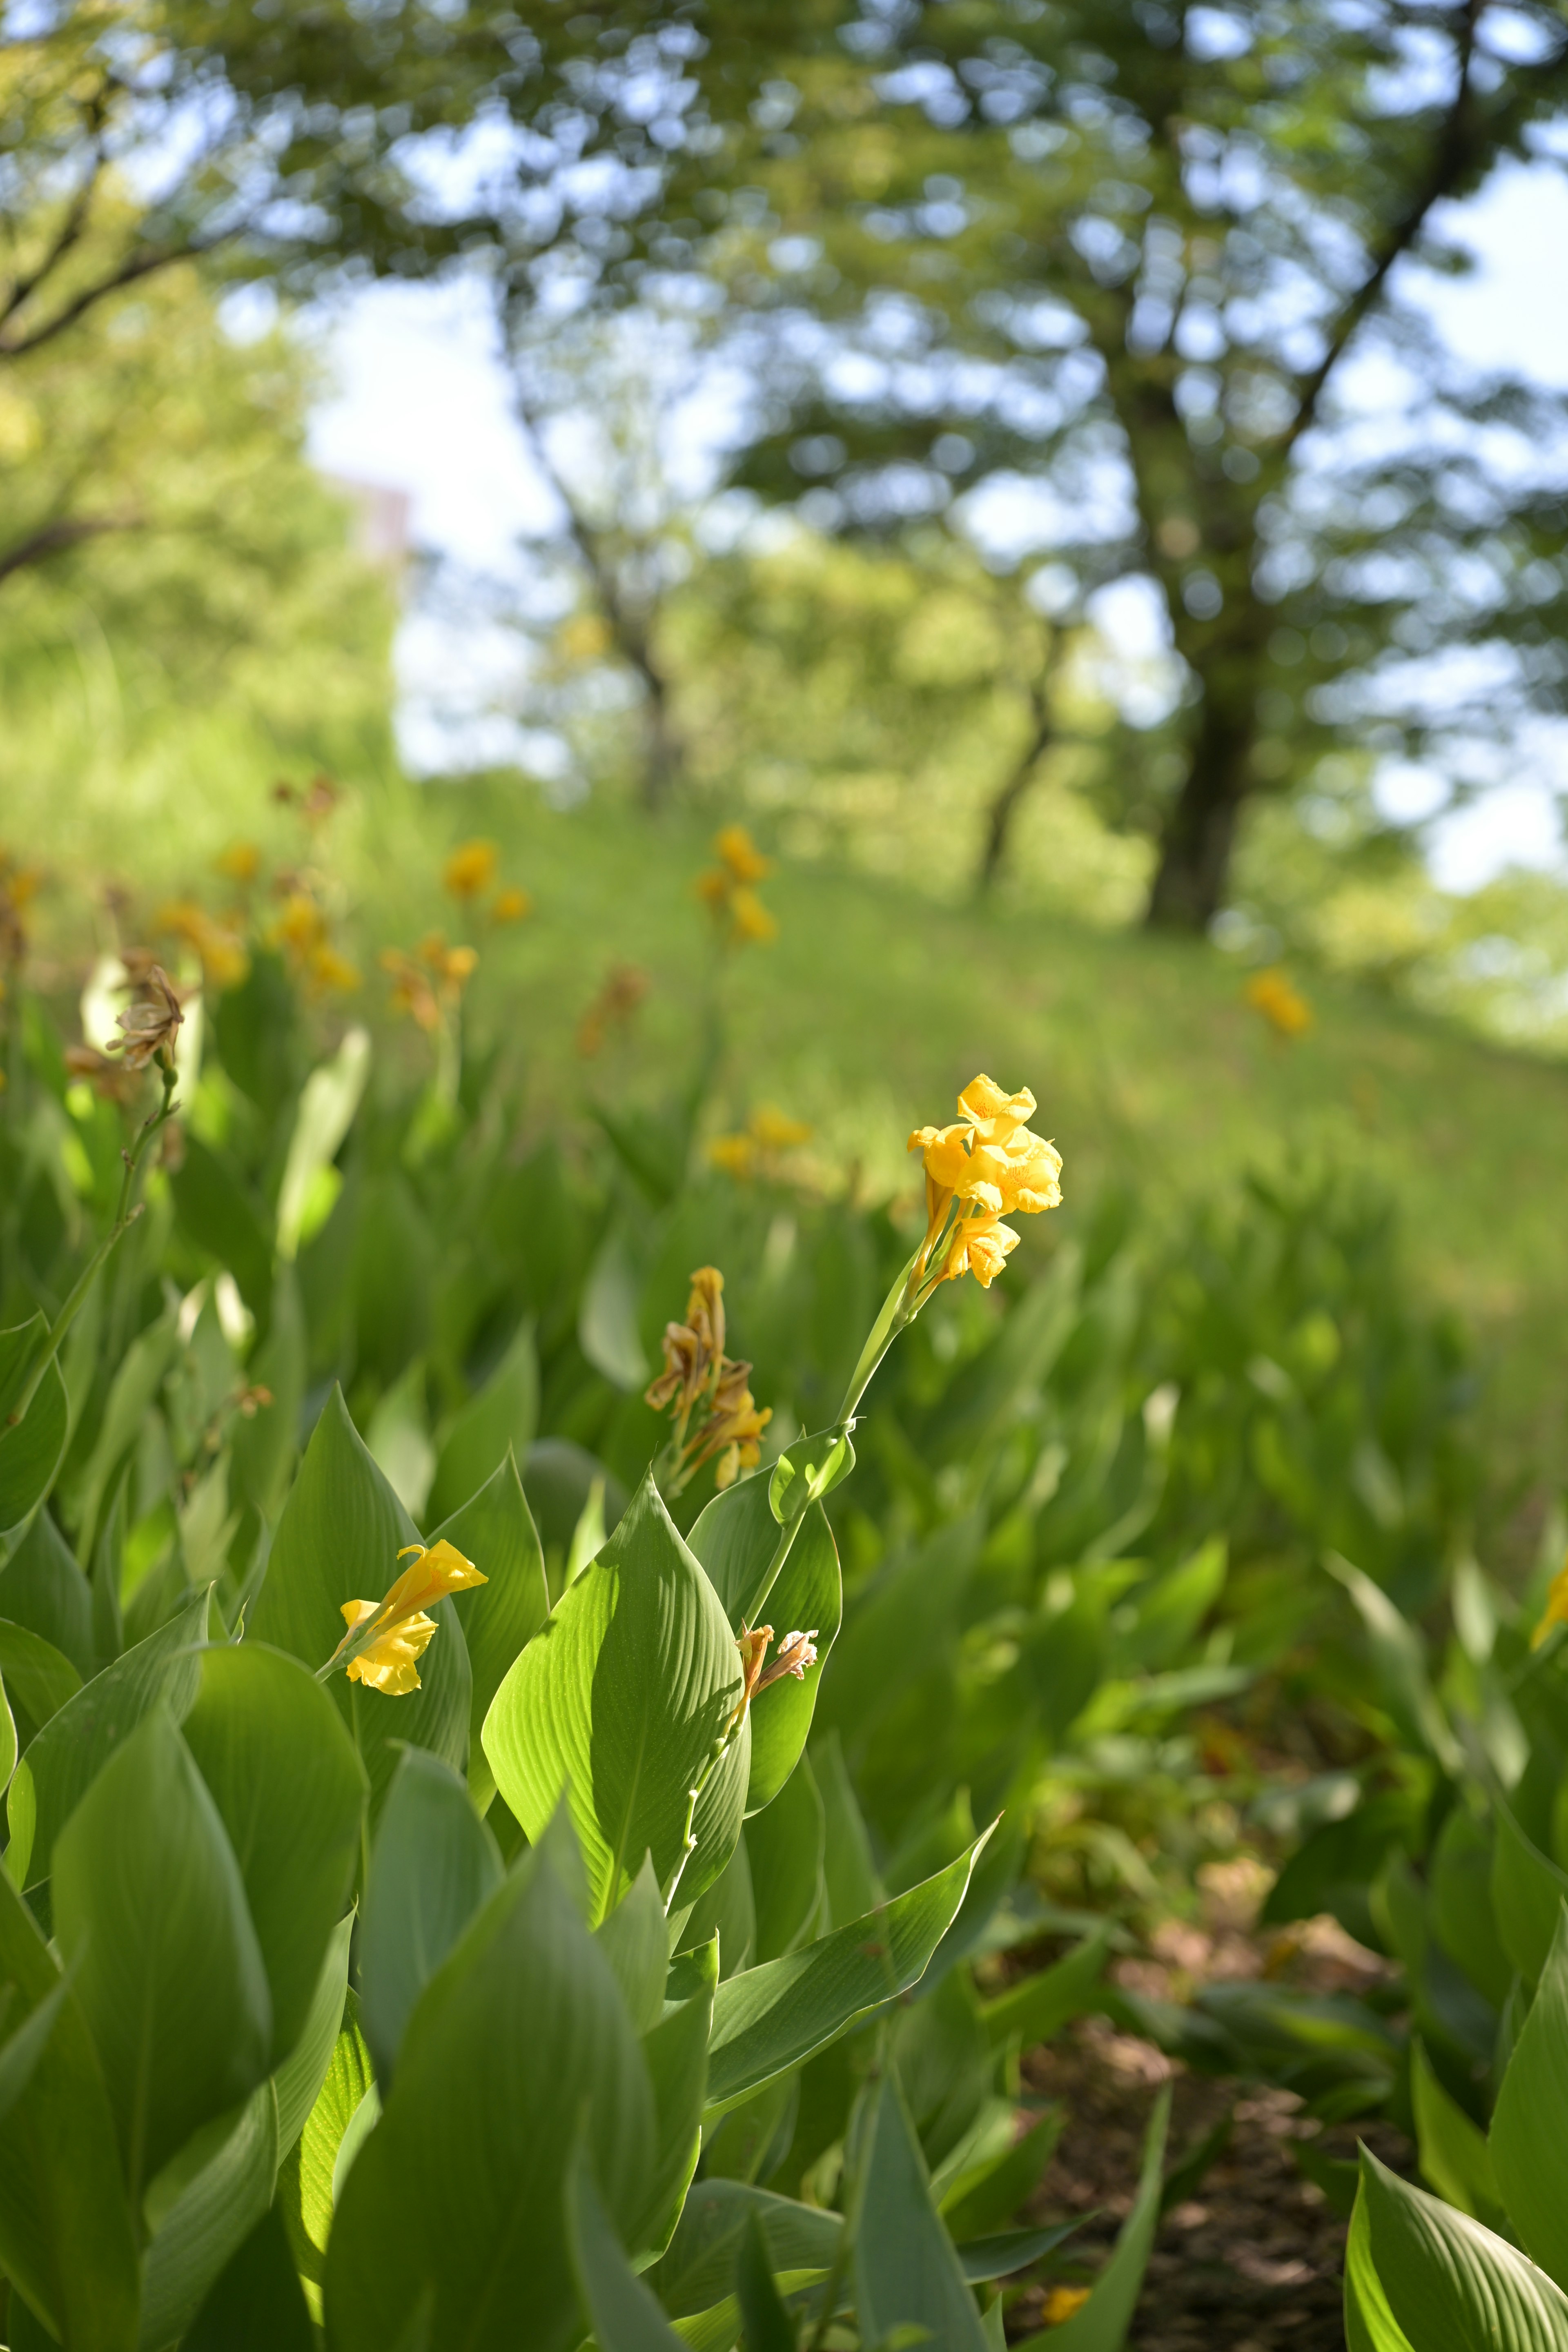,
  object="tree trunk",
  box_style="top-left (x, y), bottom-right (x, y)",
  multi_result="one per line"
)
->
top-left (1143, 699), bottom-right (1254, 932)
top-left (976, 636), bottom-right (1065, 893)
